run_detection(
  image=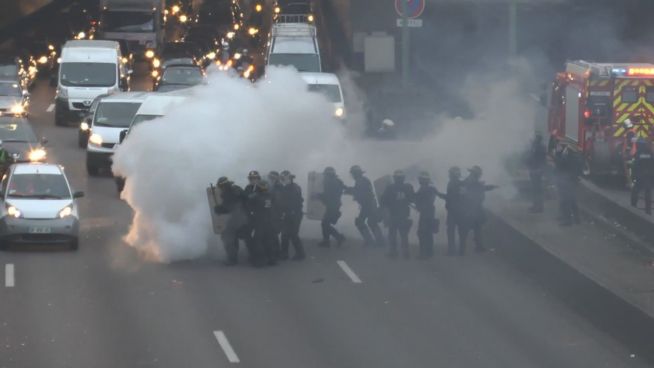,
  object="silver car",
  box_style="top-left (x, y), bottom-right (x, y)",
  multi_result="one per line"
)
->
top-left (0, 163), bottom-right (83, 250)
